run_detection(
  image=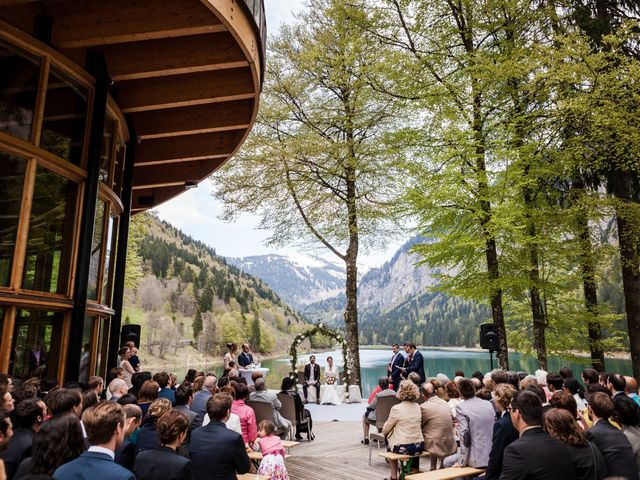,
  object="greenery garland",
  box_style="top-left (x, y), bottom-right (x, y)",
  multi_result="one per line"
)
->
top-left (288, 323), bottom-right (352, 398)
